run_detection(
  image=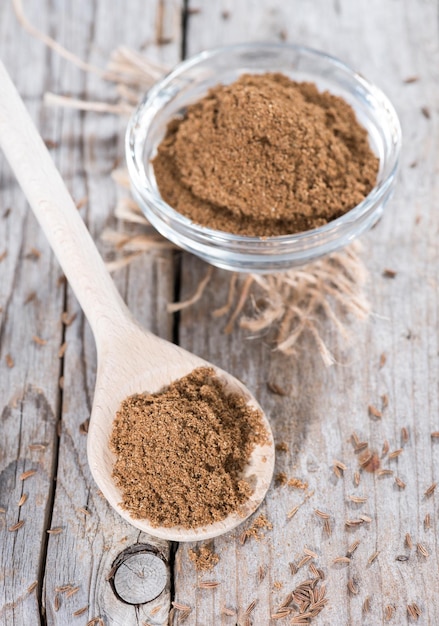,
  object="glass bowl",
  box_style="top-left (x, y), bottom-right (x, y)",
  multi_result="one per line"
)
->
top-left (125, 43), bottom-right (401, 273)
